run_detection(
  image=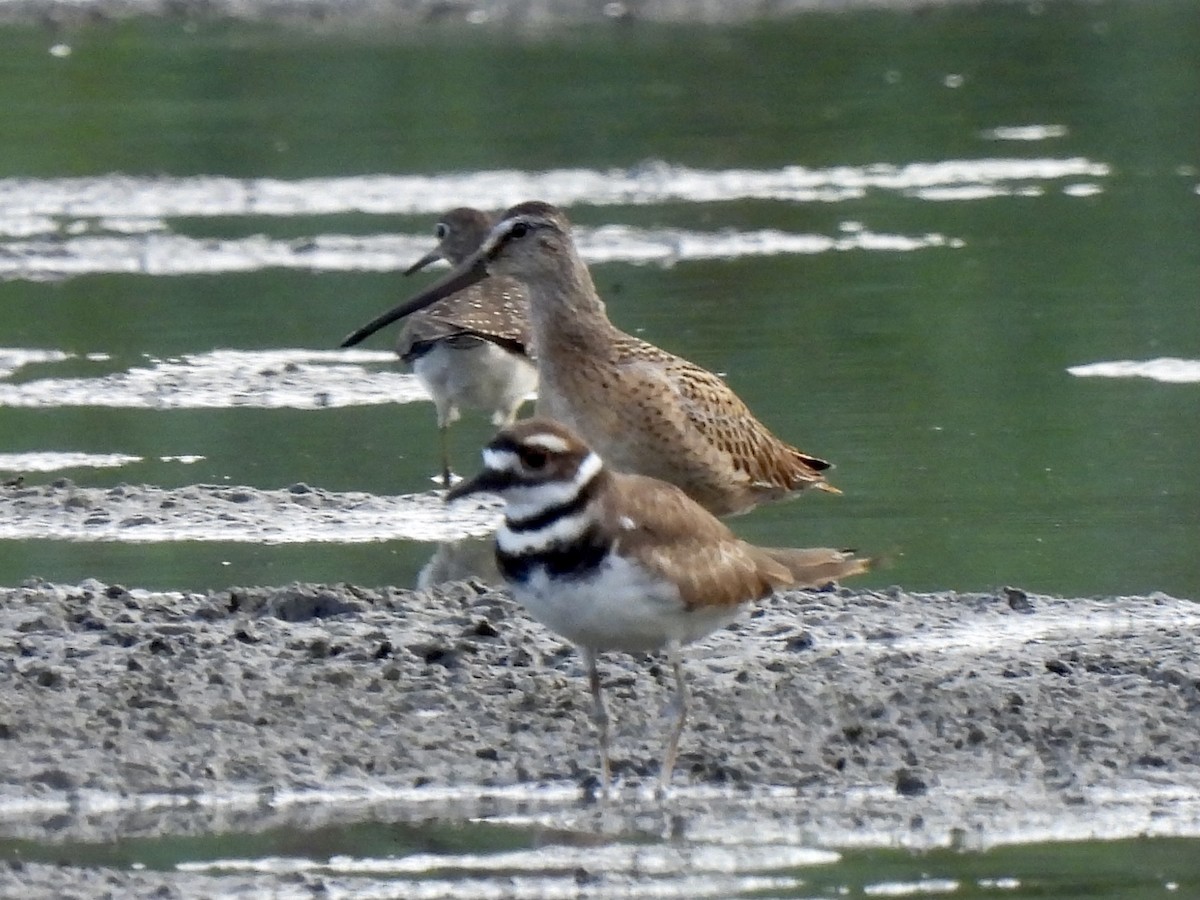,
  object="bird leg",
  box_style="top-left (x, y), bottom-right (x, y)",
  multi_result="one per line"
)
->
top-left (438, 424), bottom-right (453, 487)
top-left (658, 640), bottom-right (689, 797)
top-left (583, 648), bottom-right (612, 798)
